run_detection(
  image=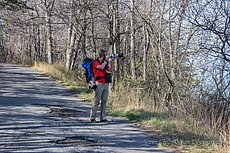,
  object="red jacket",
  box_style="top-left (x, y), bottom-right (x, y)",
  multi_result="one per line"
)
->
top-left (92, 60), bottom-right (110, 84)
